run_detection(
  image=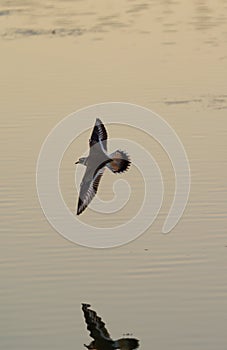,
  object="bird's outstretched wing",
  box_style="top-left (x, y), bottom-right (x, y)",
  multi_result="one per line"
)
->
top-left (107, 150), bottom-right (131, 173)
top-left (89, 118), bottom-right (108, 151)
top-left (77, 168), bottom-right (105, 215)
top-left (82, 304), bottom-right (112, 341)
